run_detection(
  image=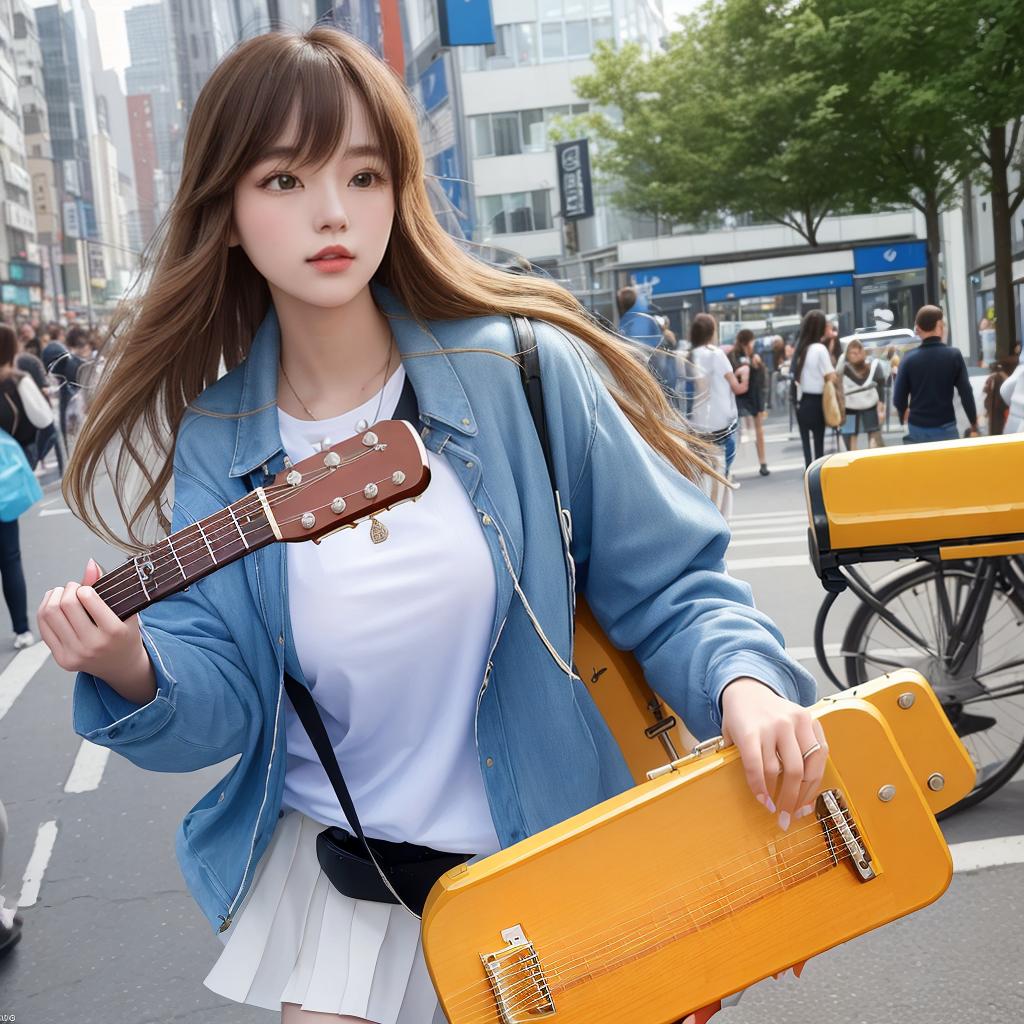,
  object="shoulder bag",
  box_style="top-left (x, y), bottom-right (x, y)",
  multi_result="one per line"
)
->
top-left (0, 427), bottom-right (43, 522)
top-left (822, 376), bottom-right (845, 428)
top-left (17, 374), bottom-right (54, 430)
